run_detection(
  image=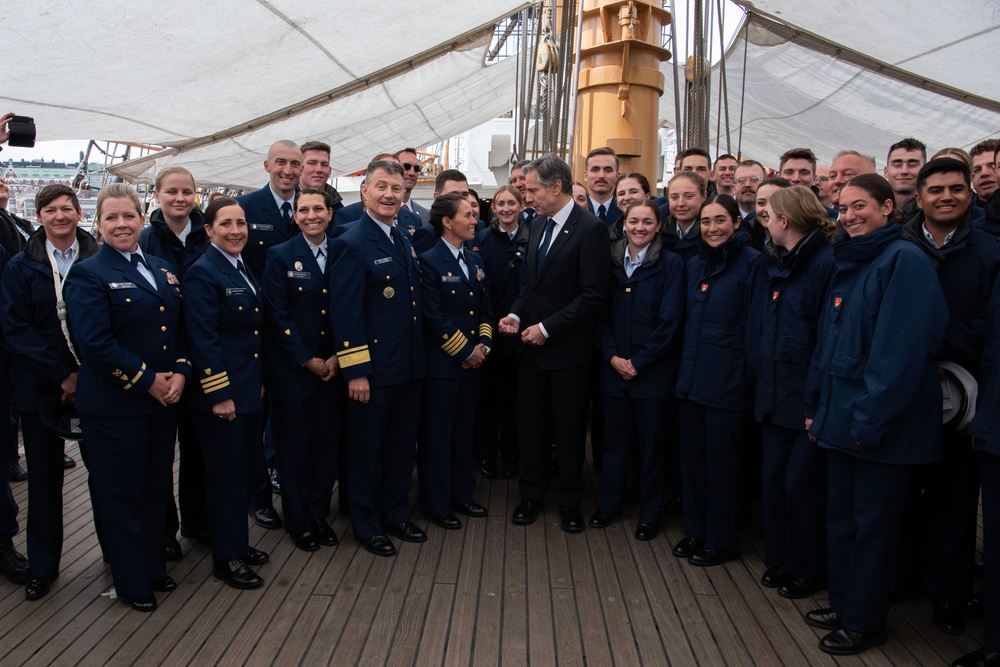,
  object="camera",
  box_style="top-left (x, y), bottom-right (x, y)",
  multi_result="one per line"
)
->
top-left (7, 115), bottom-right (36, 148)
